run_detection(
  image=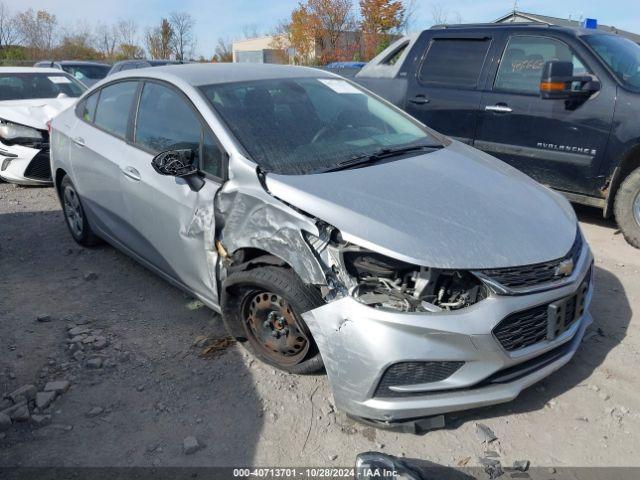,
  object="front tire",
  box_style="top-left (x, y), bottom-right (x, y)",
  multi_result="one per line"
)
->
top-left (614, 166), bottom-right (640, 249)
top-left (222, 266), bottom-right (324, 374)
top-left (60, 175), bottom-right (101, 247)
